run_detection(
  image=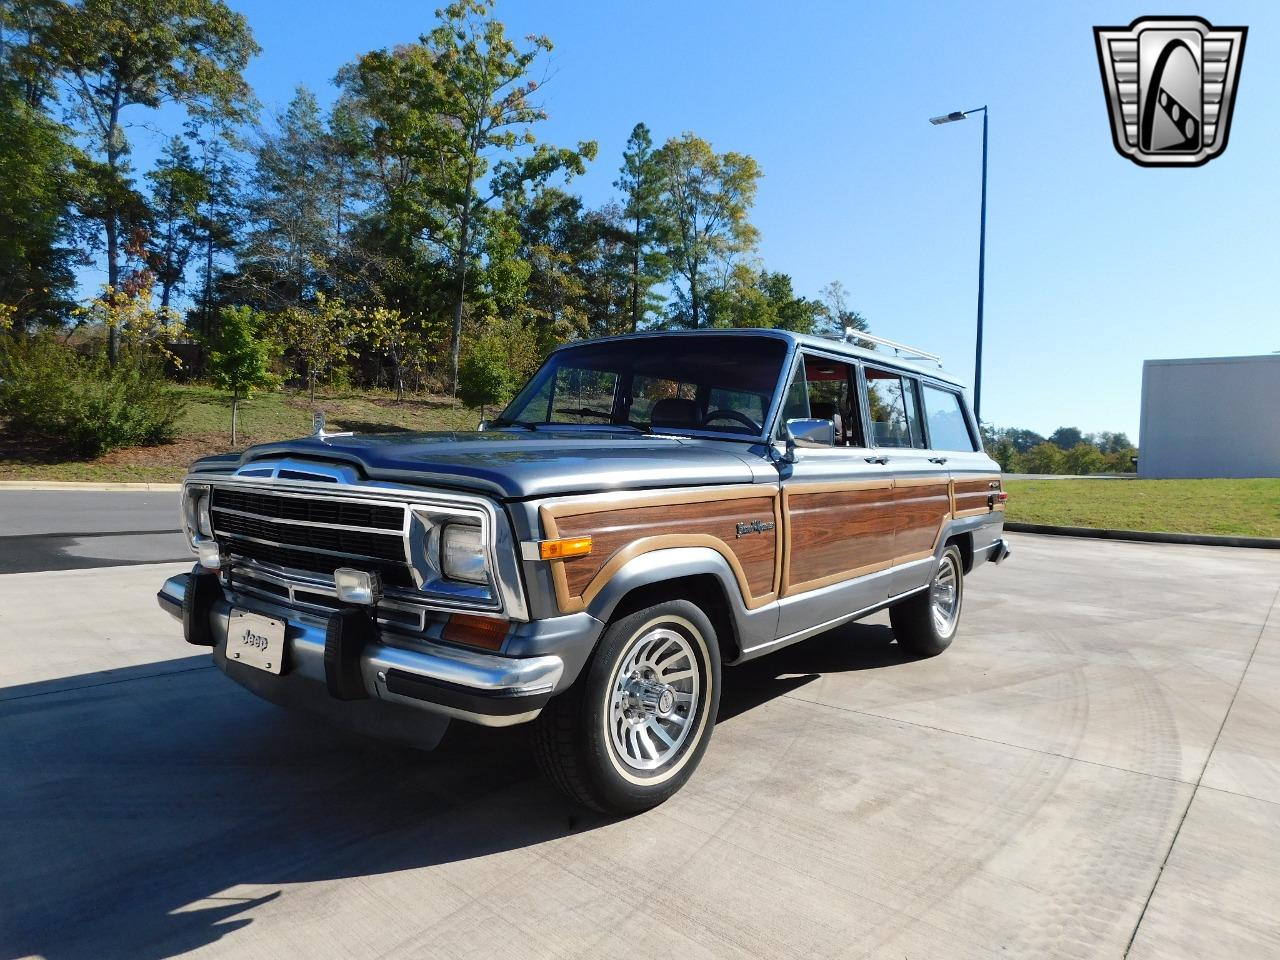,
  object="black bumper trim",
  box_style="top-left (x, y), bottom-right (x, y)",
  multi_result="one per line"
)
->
top-left (384, 668), bottom-right (552, 717)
